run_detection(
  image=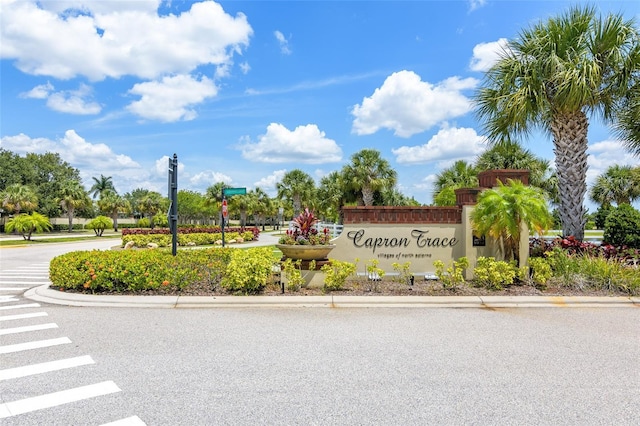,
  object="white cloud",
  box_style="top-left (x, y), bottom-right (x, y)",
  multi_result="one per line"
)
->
top-left (239, 62), bottom-right (251, 74)
top-left (274, 30), bottom-right (291, 55)
top-left (0, 133), bottom-right (57, 152)
top-left (468, 0), bottom-right (487, 12)
top-left (392, 126), bottom-right (487, 165)
top-left (351, 71), bottom-right (478, 138)
top-left (190, 171), bottom-right (233, 187)
top-left (20, 82), bottom-right (54, 99)
top-left (47, 83), bottom-right (101, 114)
top-left (0, 0), bottom-right (252, 81)
top-left (254, 169), bottom-right (287, 193)
top-left (587, 140), bottom-right (639, 186)
top-left (20, 82), bottom-right (101, 114)
top-left (240, 123), bottom-right (342, 164)
top-left (155, 155), bottom-right (185, 177)
top-left (126, 74), bottom-right (218, 122)
top-left (469, 38), bottom-right (509, 72)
